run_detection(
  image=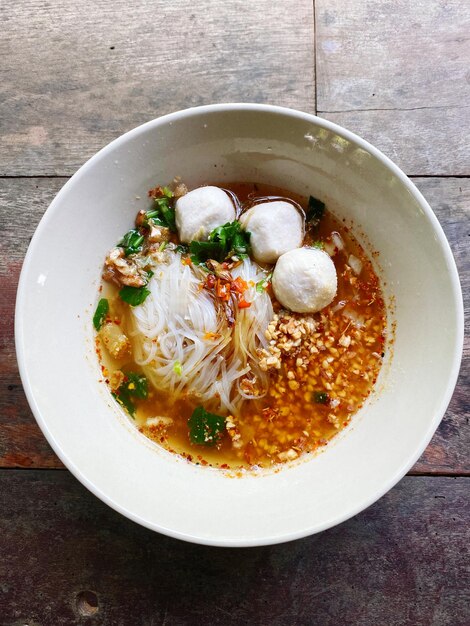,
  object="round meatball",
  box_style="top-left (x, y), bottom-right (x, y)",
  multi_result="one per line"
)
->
top-left (175, 186), bottom-right (235, 243)
top-left (239, 201), bottom-right (304, 264)
top-left (272, 247), bottom-right (337, 313)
